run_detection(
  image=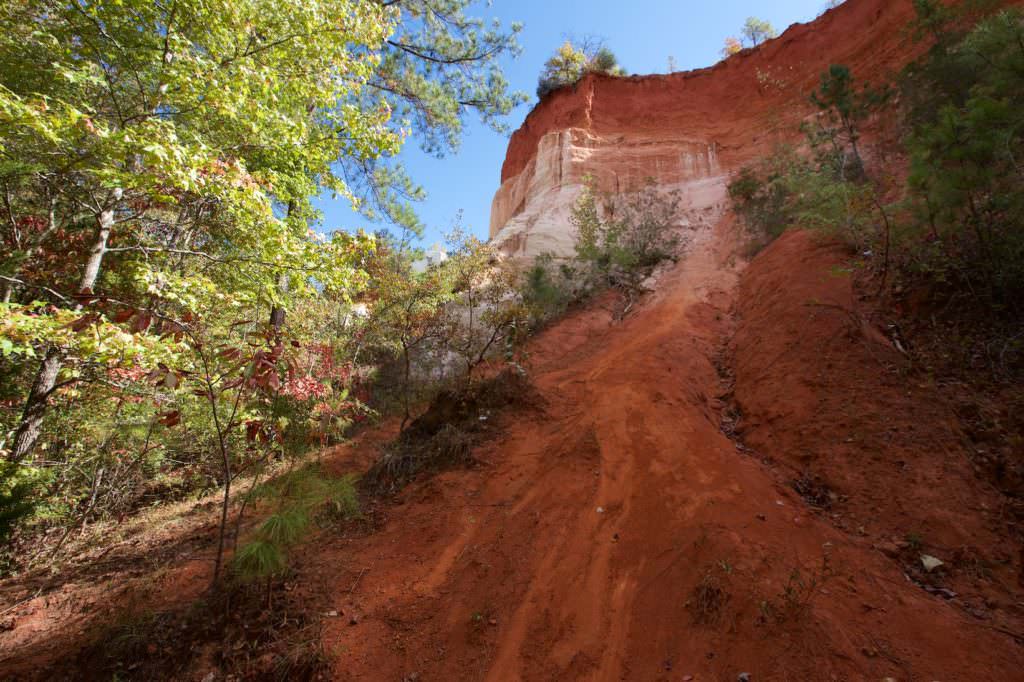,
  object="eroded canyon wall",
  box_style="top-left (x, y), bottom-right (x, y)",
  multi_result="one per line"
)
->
top-left (487, 0), bottom-right (935, 259)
